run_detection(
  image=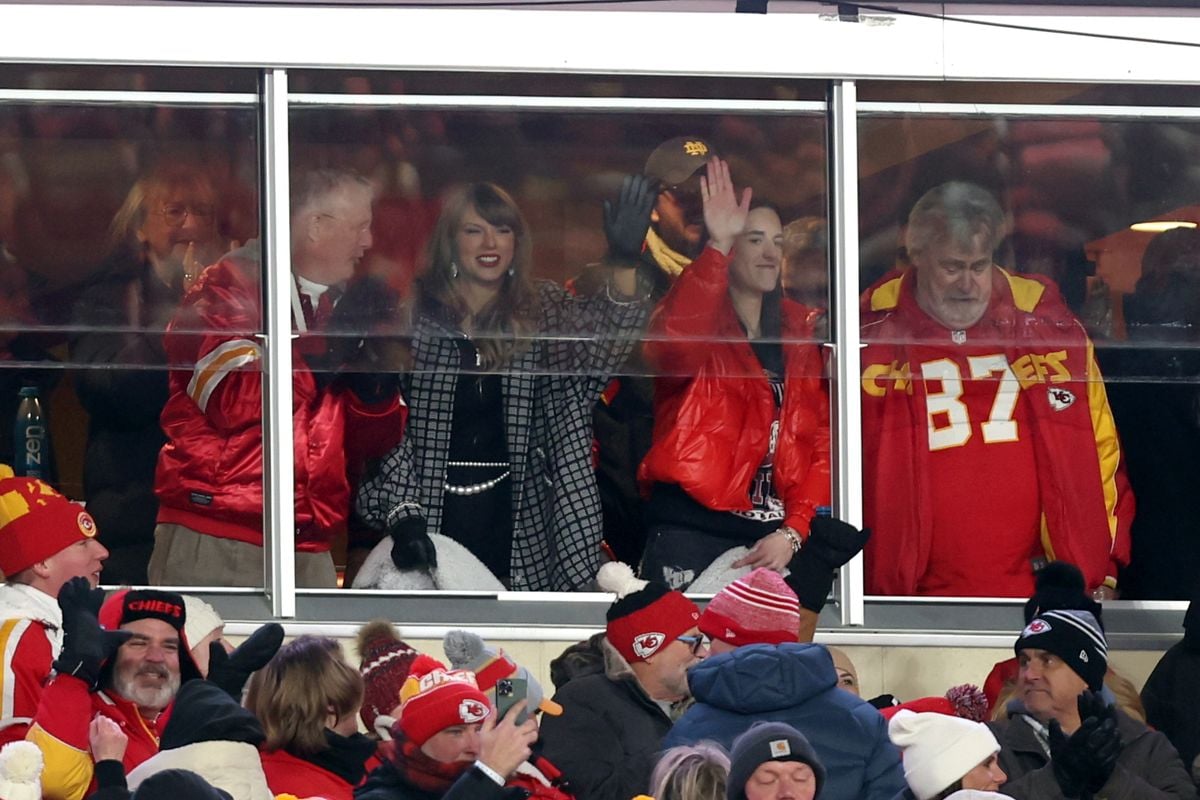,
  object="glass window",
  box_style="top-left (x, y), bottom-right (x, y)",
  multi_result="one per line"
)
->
top-left (287, 90), bottom-right (830, 594)
top-left (857, 110), bottom-right (1200, 601)
top-left (0, 89), bottom-right (263, 588)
